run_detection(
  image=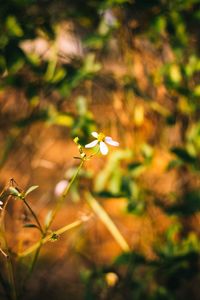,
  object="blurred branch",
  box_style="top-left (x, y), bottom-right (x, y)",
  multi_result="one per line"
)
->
top-left (85, 191), bottom-right (130, 252)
